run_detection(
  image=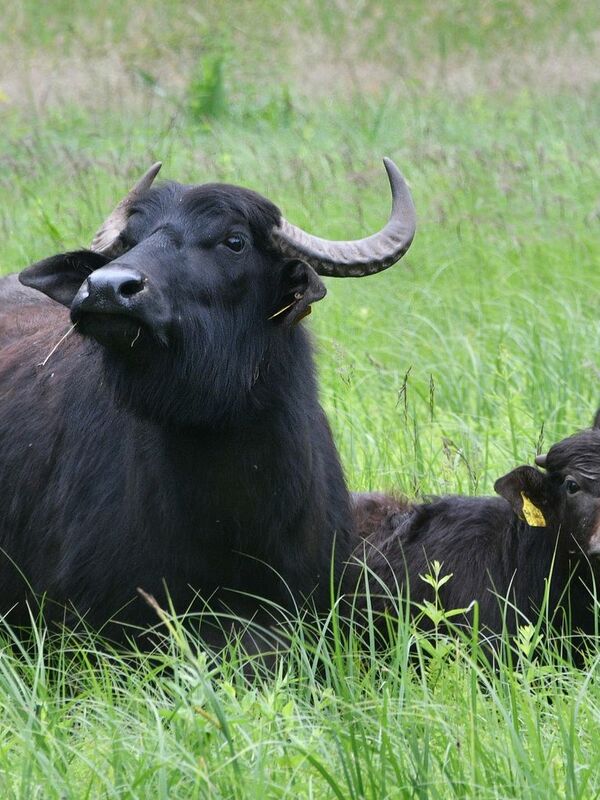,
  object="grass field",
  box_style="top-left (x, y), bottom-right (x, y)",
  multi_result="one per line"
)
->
top-left (1, 1), bottom-right (600, 797)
